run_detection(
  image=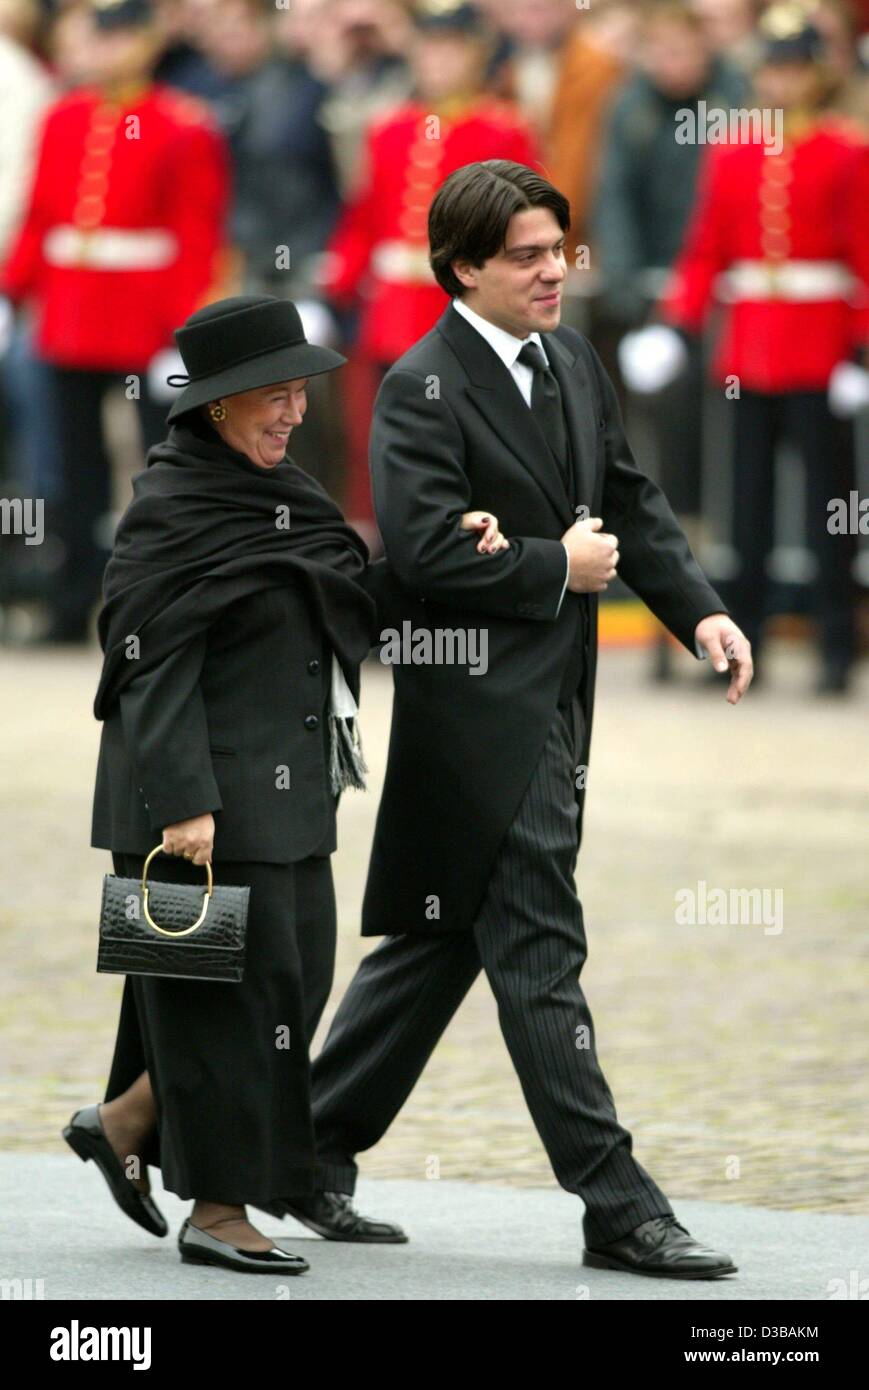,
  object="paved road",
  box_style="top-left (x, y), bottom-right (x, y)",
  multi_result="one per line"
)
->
top-left (2, 1155), bottom-right (865, 1301)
